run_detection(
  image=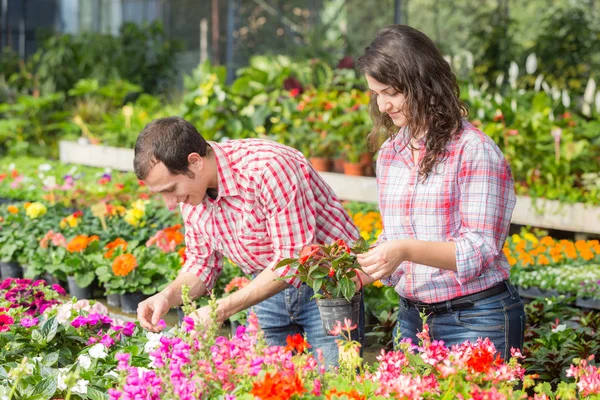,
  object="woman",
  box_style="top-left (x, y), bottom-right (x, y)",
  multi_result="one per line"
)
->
top-left (355, 25), bottom-right (525, 360)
